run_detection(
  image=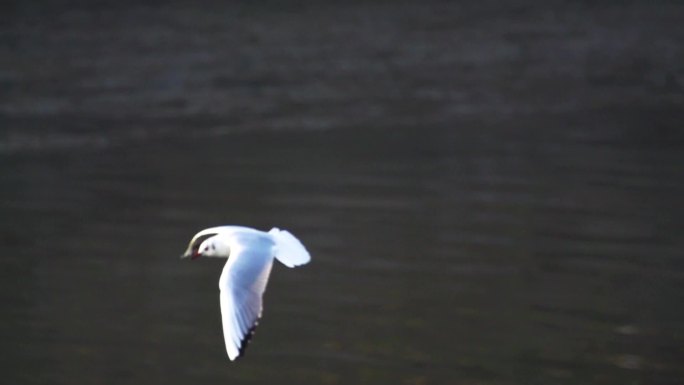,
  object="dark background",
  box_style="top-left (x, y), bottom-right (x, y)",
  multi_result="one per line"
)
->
top-left (1, 1), bottom-right (683, 384)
